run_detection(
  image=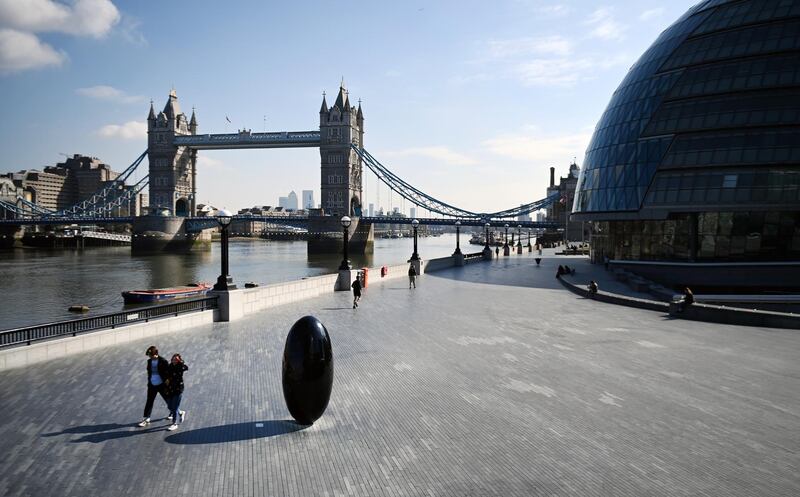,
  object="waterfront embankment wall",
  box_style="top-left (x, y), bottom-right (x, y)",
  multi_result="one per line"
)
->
top-left (214, 255), bottom-right (462, 320)
top-left (0, 309), bottom-right (216, 372)
top-left (0, 254), bottom-right (477, 370)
